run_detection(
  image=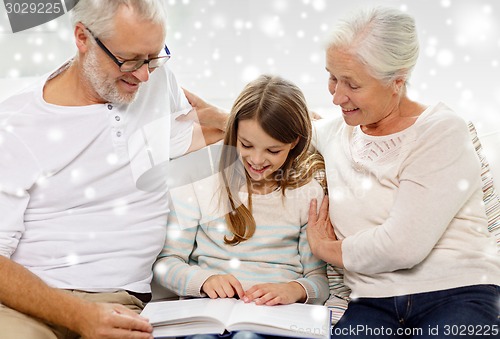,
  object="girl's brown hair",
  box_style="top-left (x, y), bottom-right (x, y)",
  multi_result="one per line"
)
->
top-left (219, 74), bottom-right (324, 245)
